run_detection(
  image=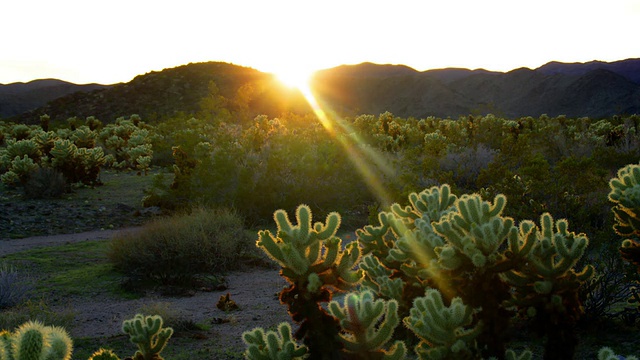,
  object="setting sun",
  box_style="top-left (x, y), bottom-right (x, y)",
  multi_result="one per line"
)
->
top-left (274, 68), bottom-right (313, 90)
